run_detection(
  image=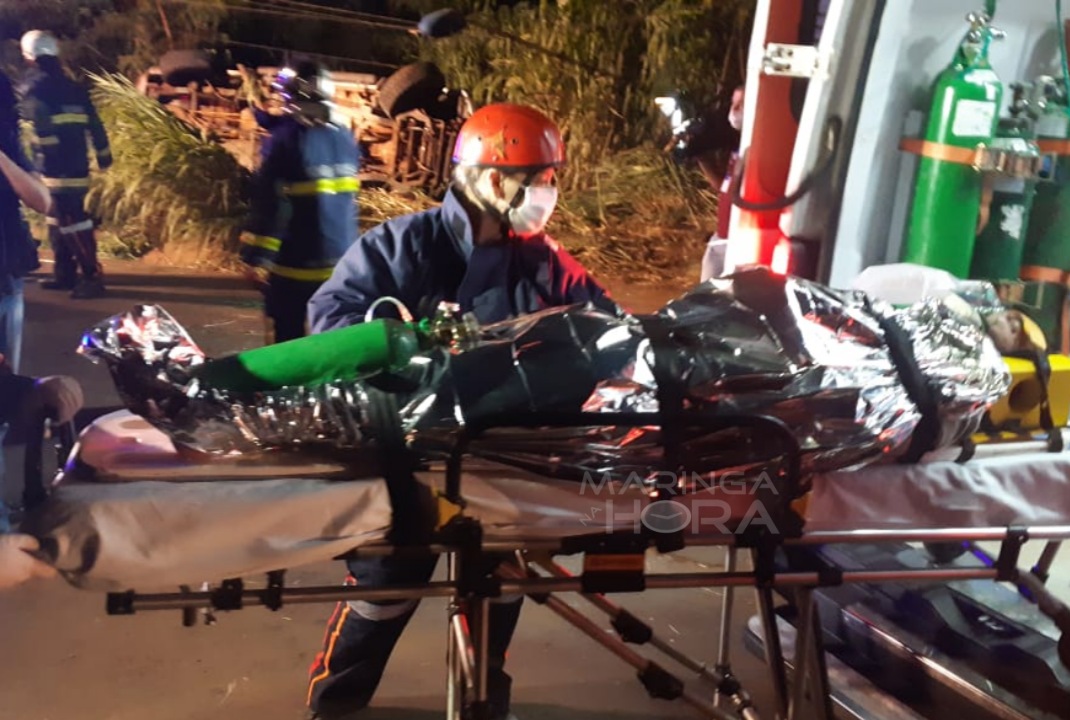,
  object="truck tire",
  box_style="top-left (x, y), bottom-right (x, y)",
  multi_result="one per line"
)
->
top-left (159, 49), bottom-right (213, 86)
top-left (377, 62), bottom-right (447, 119)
